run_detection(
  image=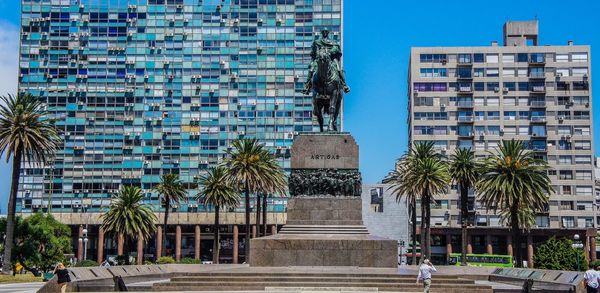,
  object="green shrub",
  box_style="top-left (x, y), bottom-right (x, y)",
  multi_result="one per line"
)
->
top-left (156, 256), bottom-right (175, 264)
top-left (178, 257), bottom-right (201, 264)
top-left (534, 237), bottom-right (588, 271)
top-left (589, 260), bottom-right (600, 269)
top-left (74, 260), bottom-right (99, 267)
top-left (143, 260), bottom-right (154, 265)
